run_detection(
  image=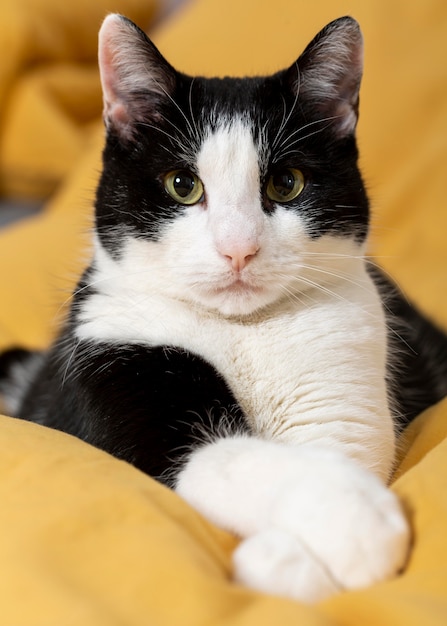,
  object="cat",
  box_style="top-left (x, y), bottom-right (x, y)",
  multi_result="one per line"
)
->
top-left (1, 13), bottom-right (447, 603)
